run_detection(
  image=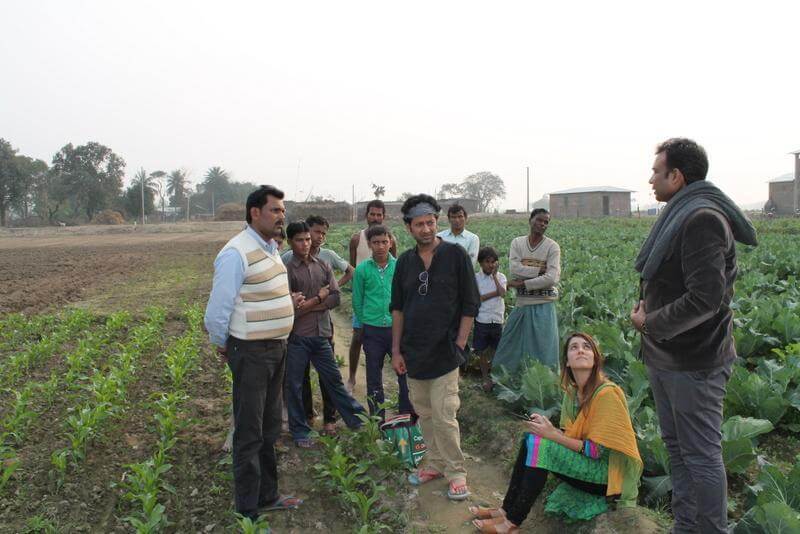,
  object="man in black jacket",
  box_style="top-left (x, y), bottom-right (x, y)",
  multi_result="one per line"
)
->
top-left (631, 138), bottom-right (757, 534)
